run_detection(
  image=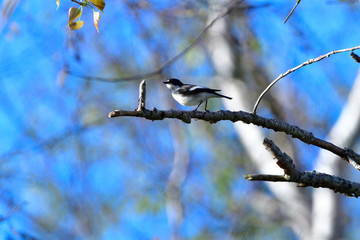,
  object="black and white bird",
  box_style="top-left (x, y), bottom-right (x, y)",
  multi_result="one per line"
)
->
top-left (163, 78), bottom-right (232, 111)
